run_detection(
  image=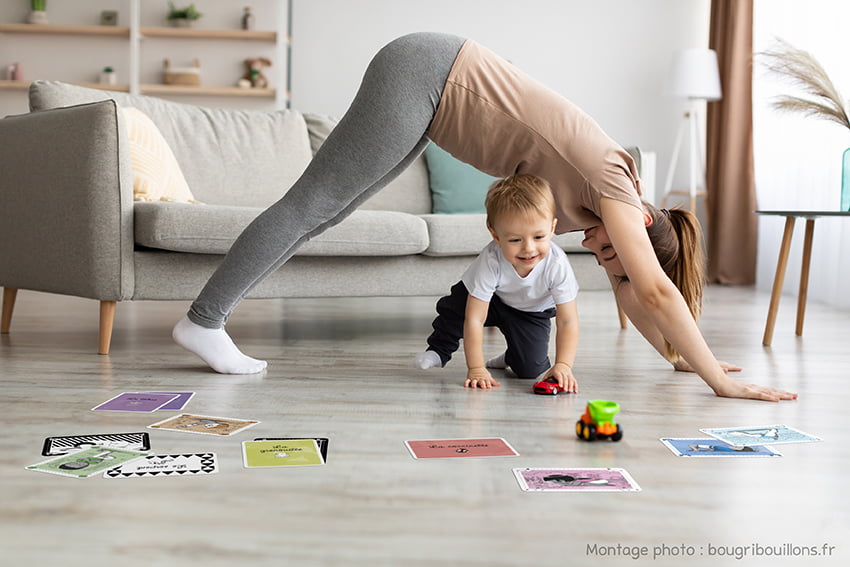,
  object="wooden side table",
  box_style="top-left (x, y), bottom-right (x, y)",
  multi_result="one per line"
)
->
top-left (755, 210), bottom-right (850, 346)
